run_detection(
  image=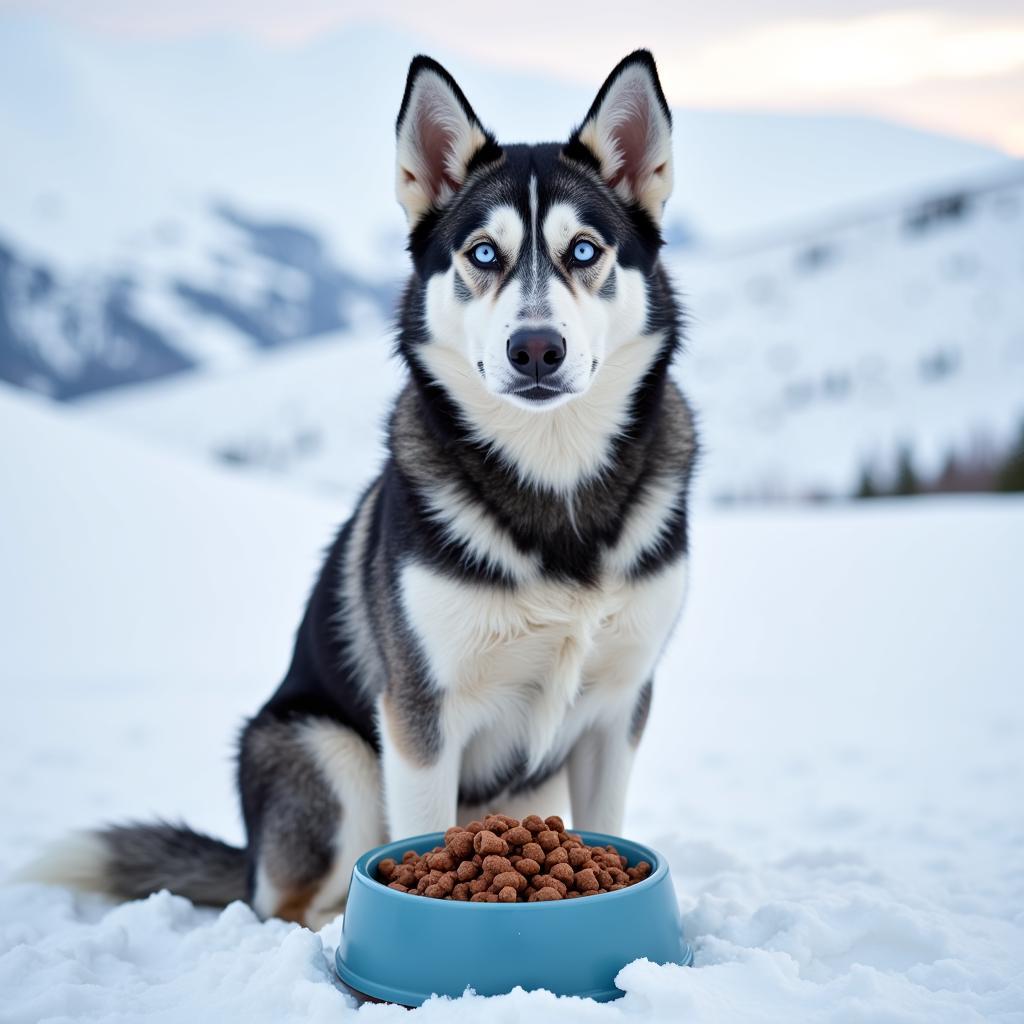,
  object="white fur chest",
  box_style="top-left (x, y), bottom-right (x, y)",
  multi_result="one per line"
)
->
top-left (399, 557), bottom-right (687, 782)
